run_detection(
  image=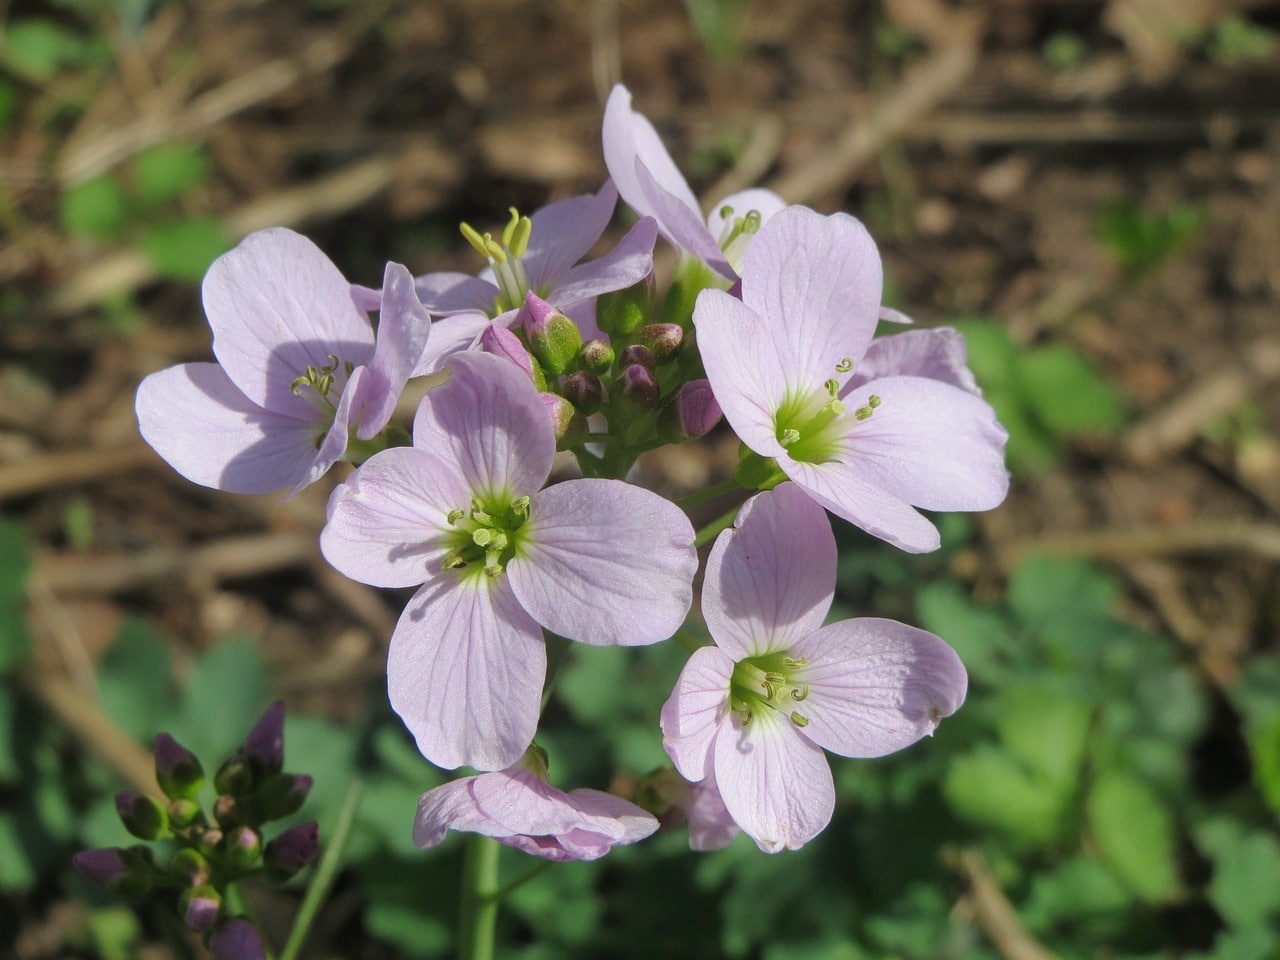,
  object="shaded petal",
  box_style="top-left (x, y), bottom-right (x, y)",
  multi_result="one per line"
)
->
top-left (353, 261), bottom-right (432, 440)
top-left (634, 160), bottom-right (733, 277)
top-left (550, 217), bottom-right (658, 309)
top-left (837, 376), bottom-right (1009, 512)
top-left (411, 311), bottom-right (492, 376)
top-left (705, 188), bottom-right (787, 234)
top-left (414, 272), bottom-right (499, 316)
top-left (320, 446), bottom-right (470, 588)
top-left (389, 575), bottom-right (545, 771)
top-left (204, 228), bottom-right (373, 419)
top-left (286, 363), bottom-right (363, 499)
top-left (846, 328), bottom-right (979, 395)
top-left (783, 457), bottom-right (940, 553)
top-left (740, 207), bottom-right (882, 386)
top-left (687, 772), bottom-right (740, 851)
top-left (523, 181), bottom-right (618, 289)
top-left (413, 352), bottom-right (554, 499)
top-left (602, 85), bottom-right (700, 232)
top-left (693, 289), bottom-right (787, 457)
top-left (510, 479), bottom-right (696, 646)
top-left (713, 710), bottom-right (834, 853)
top-left (660, 646), bottom-right (735, 781)
top-left (703, 484), bottom-right (835, 659)
top-left (136, 363), bottom-right (318, 494)
top-left (790, 618), bottom-right (967, 758)
top-left (412, 778), bottom-right (476, 848)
